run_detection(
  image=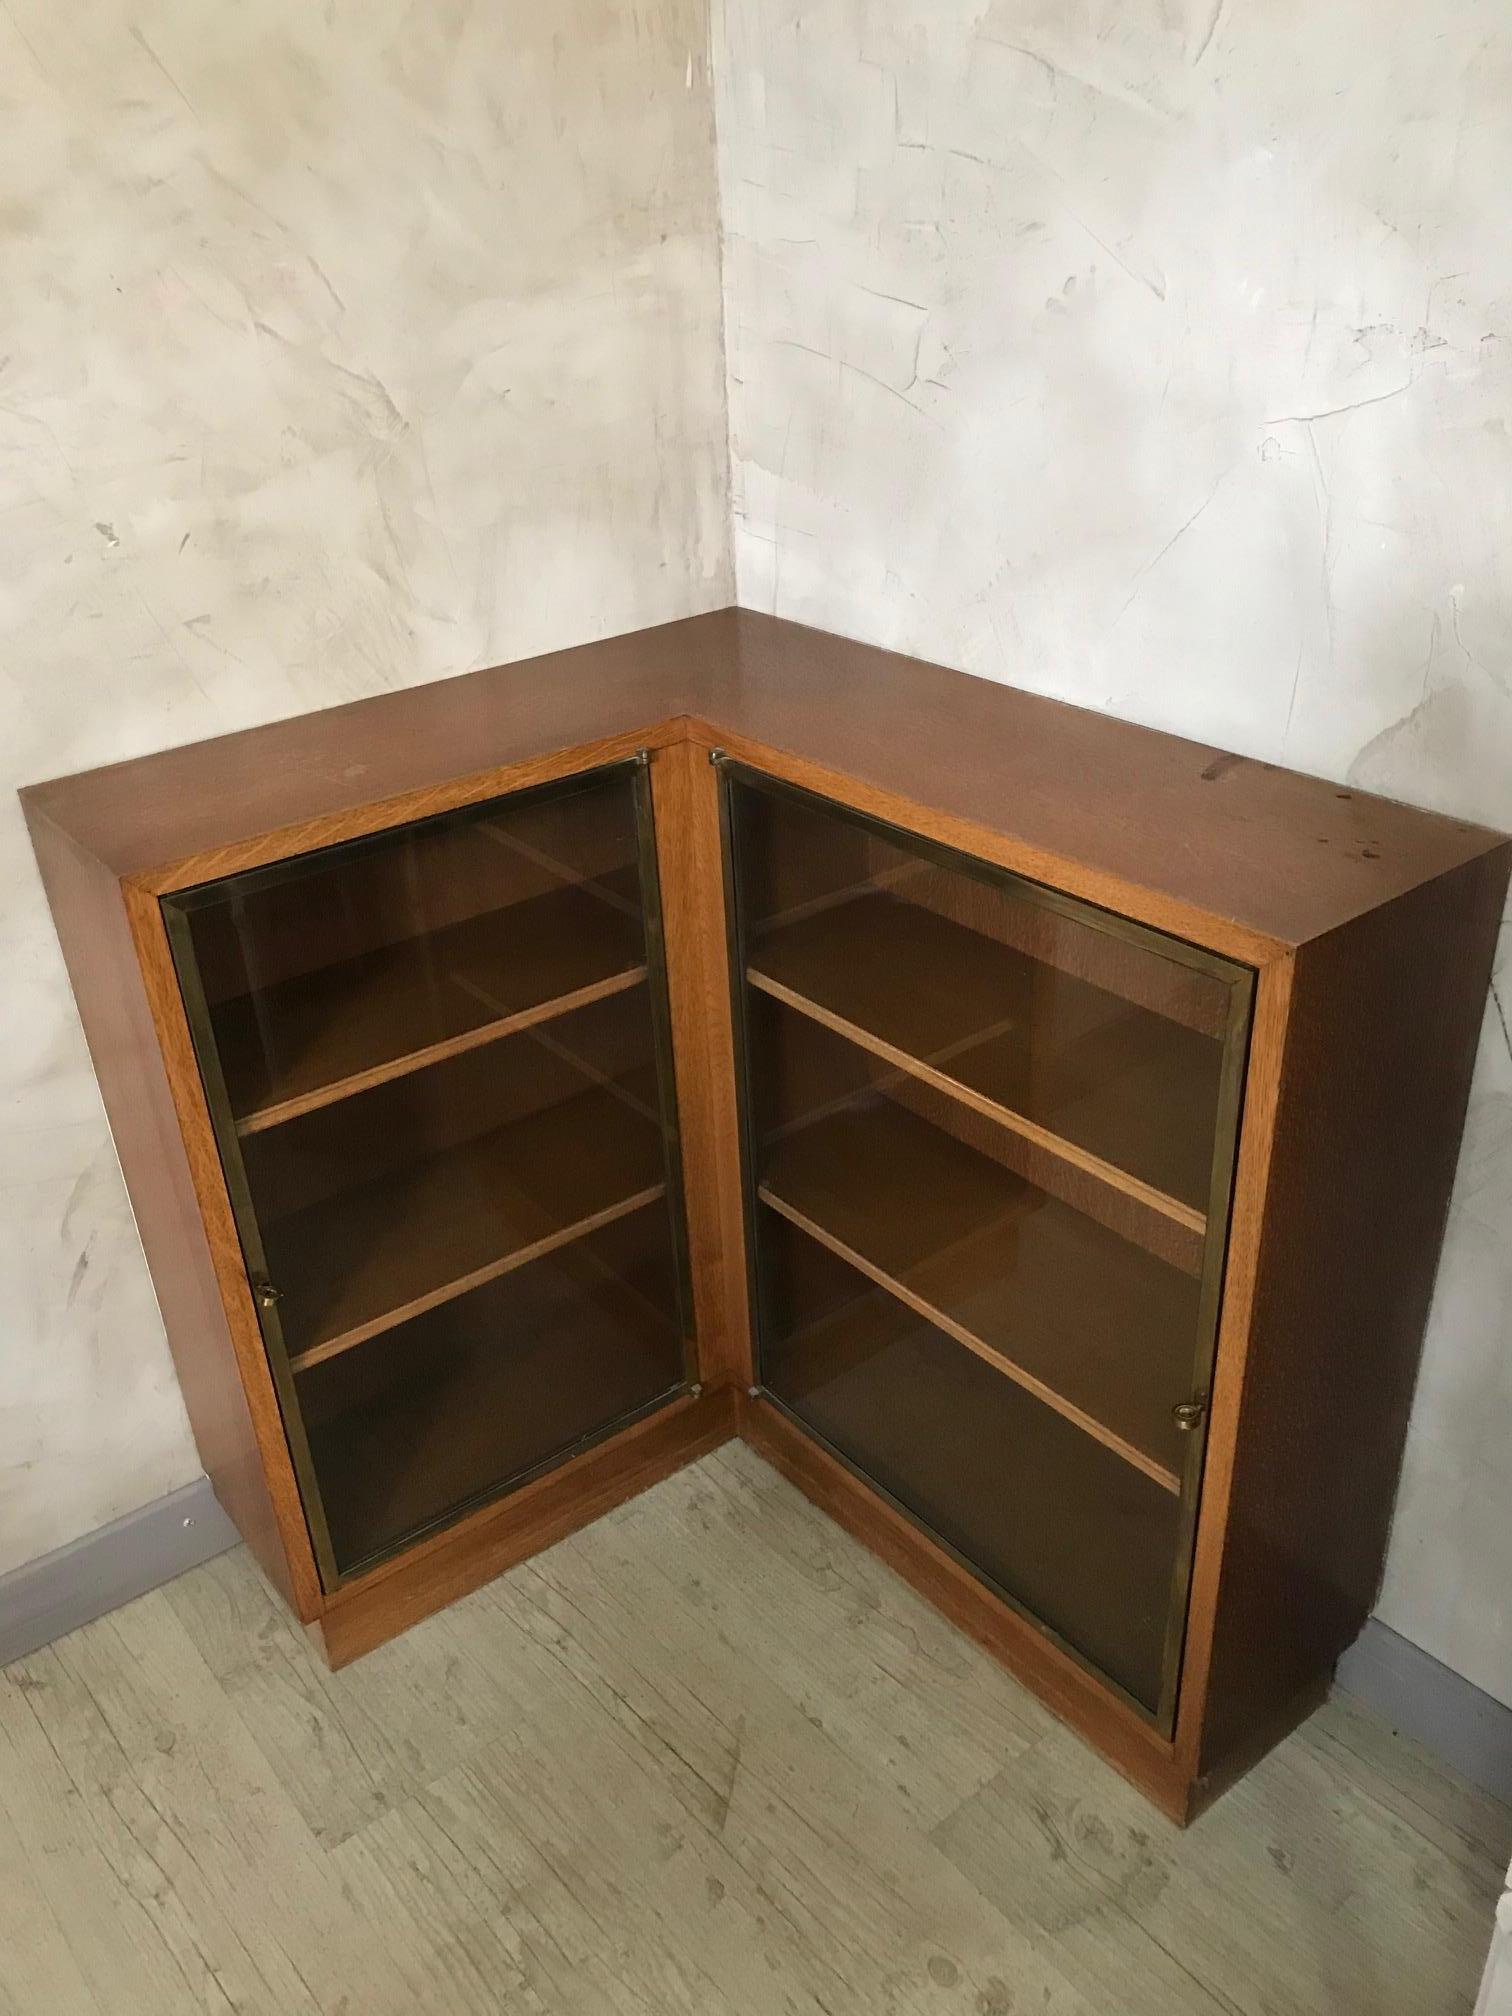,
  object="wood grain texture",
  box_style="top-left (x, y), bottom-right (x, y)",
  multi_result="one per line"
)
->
top-left (314, 1386), bottom-right (737, 1666)
top-left (748, 885), bottom-right (1221, 1218)
top-left (219, 880), bottom-right (646, 1133)
top-left (20, 801), bottom-right (313, 1616)
top-left (1170, 954), bottom-right (1295, 1782)
top-left (269, 1083), bottom-right (666, 1366)
top-left (693, 612), bottom-right (1504, 952)
top-left (751, 970), bottom-right (1208, 1236)
top-left (3, 1451), bottom-right (1501, 2016)
top-left (888, 1068), bottom-right (1207, 1275)
top-left (758, 1098), bottom-right (1197, 1488)
top-left (20, 620), bottom-right (715, 883)
top-left (25, 608), bottom-right (1504, 948)
top-left (1193, 845), bottom-right (1512, 1788)
top-left (140, 735), bottom-right (682, 896)
top-left (931, 1689), bottom-right (1503, 2016)
top-left (651, 740), bottom-right (755, 1391)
